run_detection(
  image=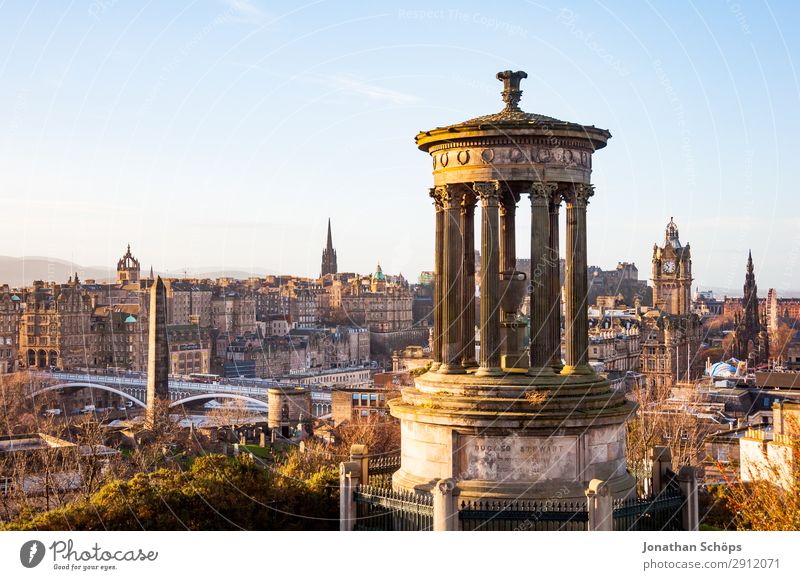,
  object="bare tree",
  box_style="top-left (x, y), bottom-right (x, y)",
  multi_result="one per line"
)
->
top-left (333, 411), bottom-right (400, 457)
top-left (627, 379), bottom-right (711, 483)
top-left (771, 322), bottom-right (796, 363)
